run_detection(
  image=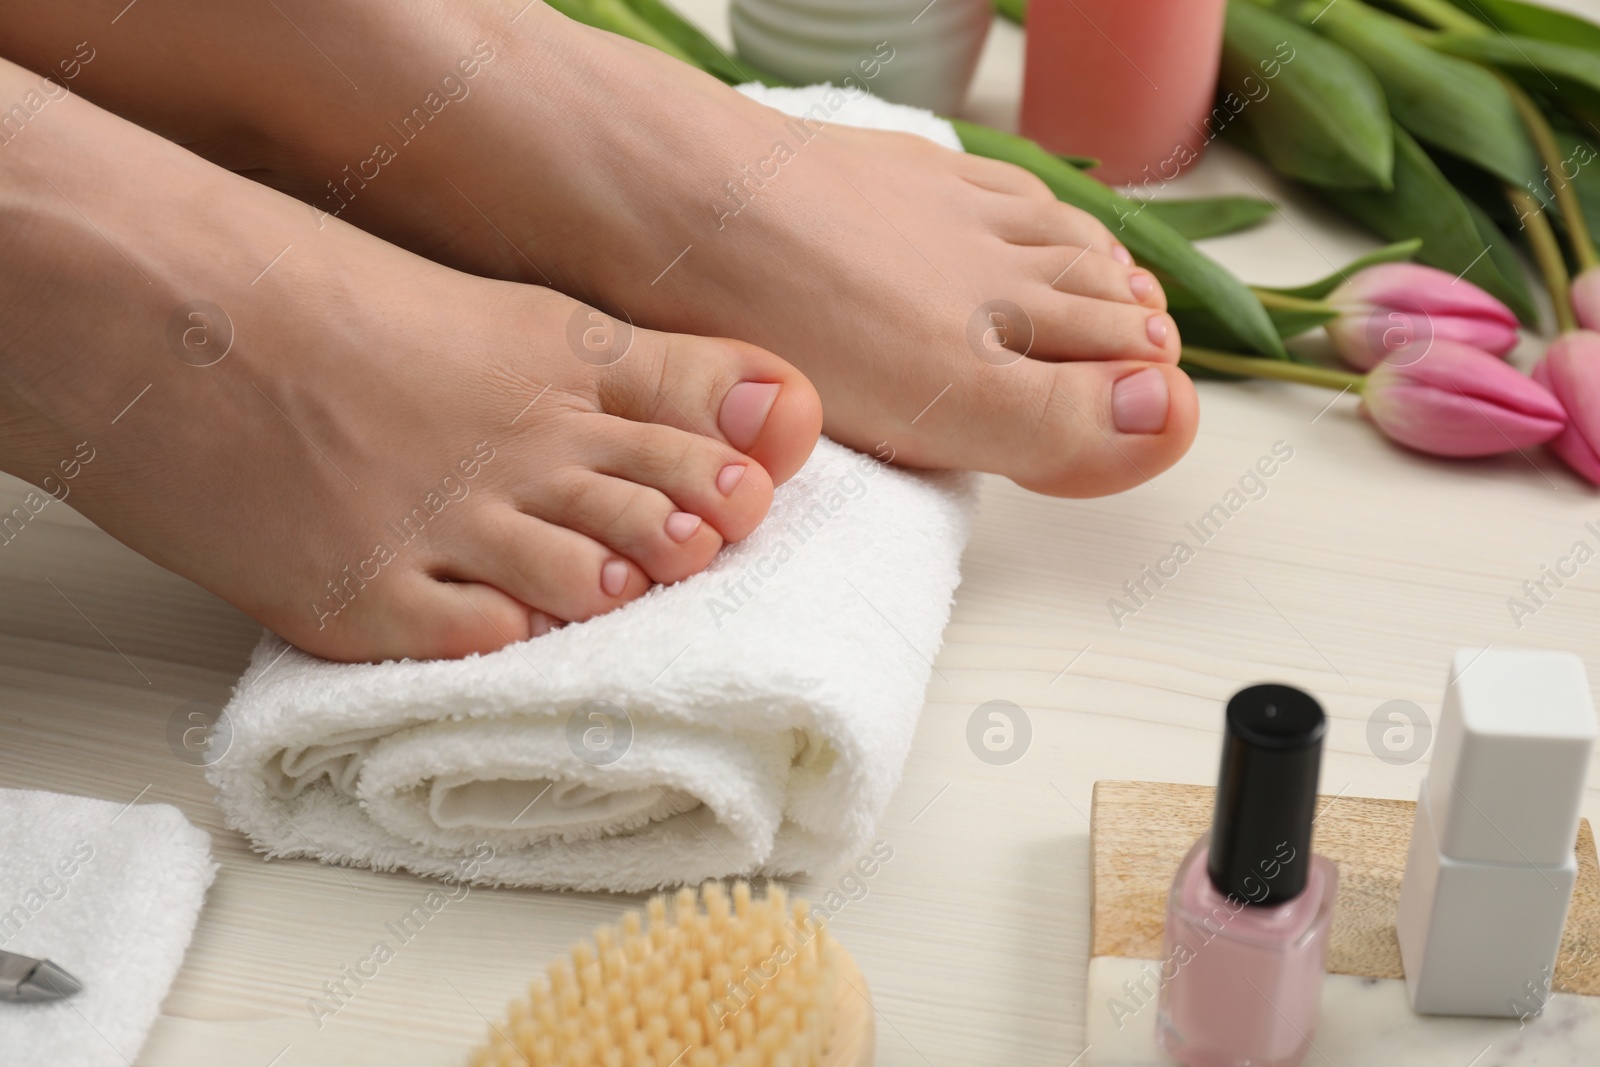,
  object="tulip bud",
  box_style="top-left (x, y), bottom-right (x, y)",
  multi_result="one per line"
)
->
top-left (1327, 263), bottom-right (1520, 371)
top-left (1571, 268), bottom-right (1600, 334)
top-left (1362, 340), bottom-right (1566, 457)
top-left (1532, 330), bottom-right (1600, 486)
